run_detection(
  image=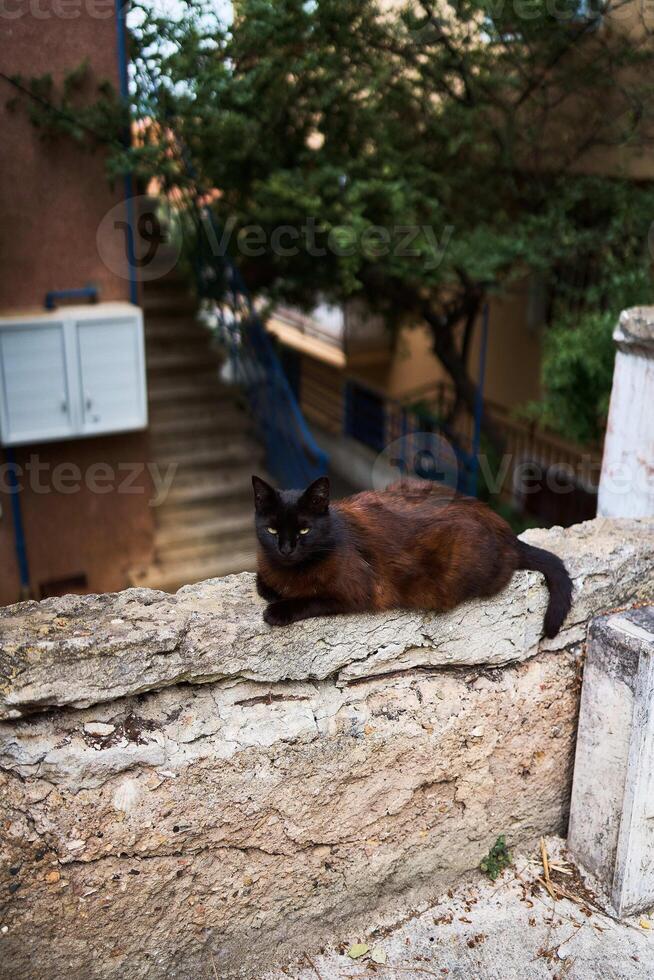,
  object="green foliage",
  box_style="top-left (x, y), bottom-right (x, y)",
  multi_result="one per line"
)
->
top-left (7, 63), bottom-right (126, 148)
top-left (9, 0), bottom-right (654, 442)
top-left (528, 259), bottom-right (653, 444)
top-left (480, 835), bottom-right (512, 881)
